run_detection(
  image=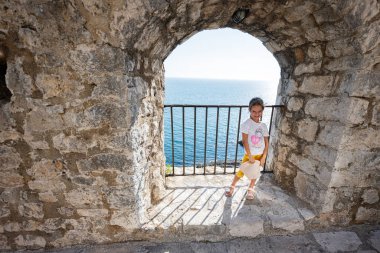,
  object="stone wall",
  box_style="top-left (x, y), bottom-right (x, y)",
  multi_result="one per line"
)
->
top-left (0, 0), bottom-right (379, 250)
